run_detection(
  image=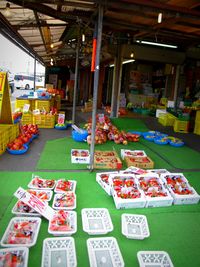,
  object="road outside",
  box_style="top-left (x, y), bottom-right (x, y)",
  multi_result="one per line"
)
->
top-left (10, 88), bottom-right (33, 111)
